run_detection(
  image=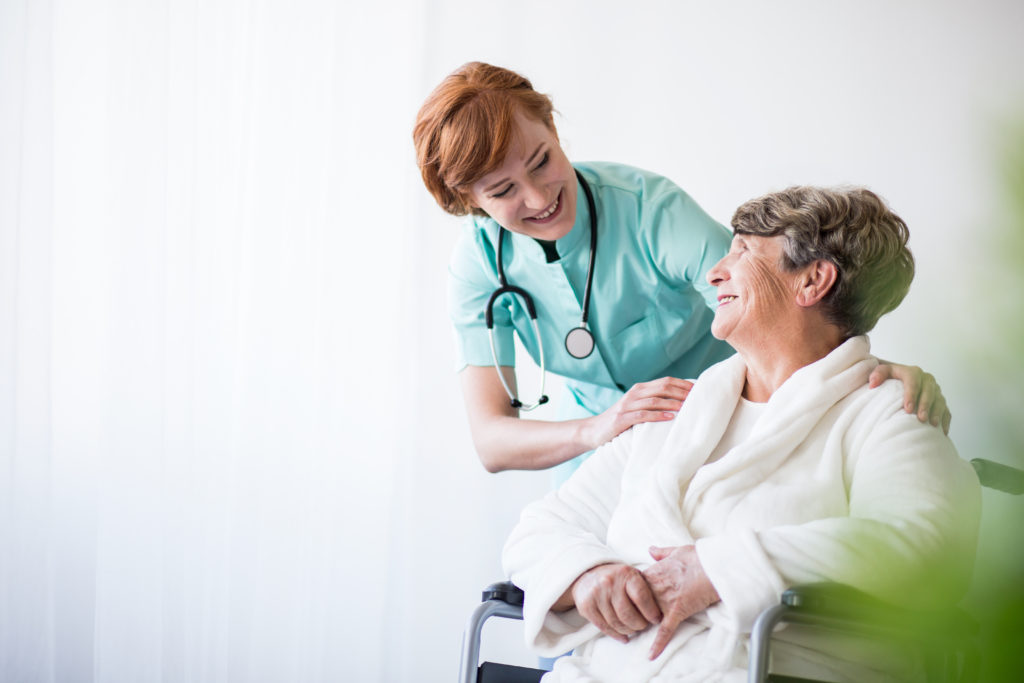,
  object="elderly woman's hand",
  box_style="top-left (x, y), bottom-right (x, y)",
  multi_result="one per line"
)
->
top-left (563, 563), bottom-right (662, 644)
top-left (642, 545), bottom-right (720, 660)
top-left (869, 361), bottom-right (951, 434)
top-left (582, 377), bottom-right (693, 449)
